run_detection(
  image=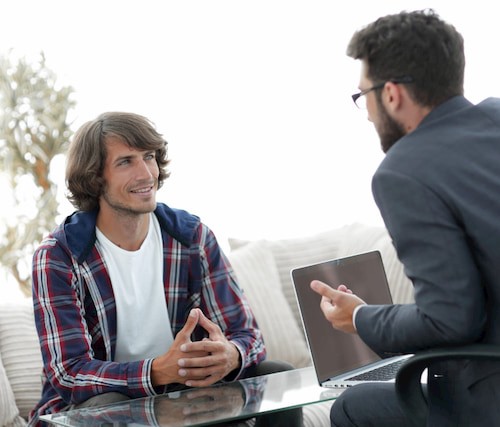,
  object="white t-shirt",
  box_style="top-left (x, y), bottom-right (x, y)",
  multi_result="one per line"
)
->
top-left (96, 214), bottom-right (174, 362)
